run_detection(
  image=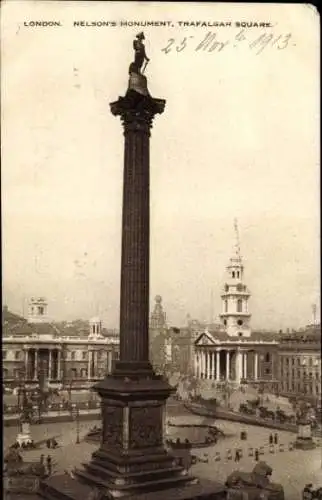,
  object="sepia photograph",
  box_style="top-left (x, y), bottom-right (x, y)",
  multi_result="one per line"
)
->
top-left (1, 2), bottom-right (321, 500)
